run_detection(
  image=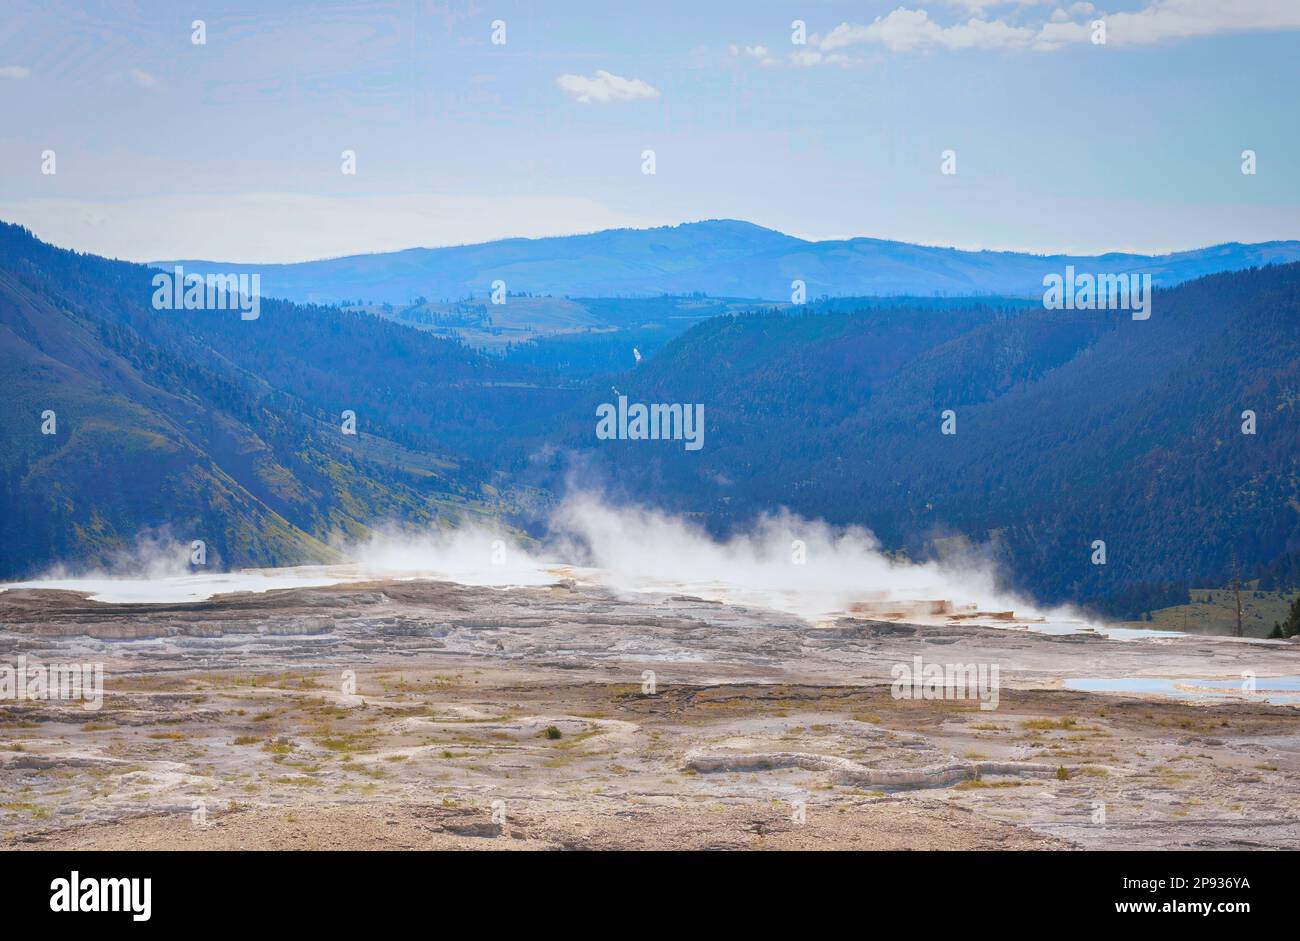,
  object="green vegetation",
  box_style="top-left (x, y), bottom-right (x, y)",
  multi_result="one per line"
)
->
top-left (1137, 587), bottom-right (1300, 639)
top-left (0, 222), bottom-right (523, 577)
top-left (1268, 595), bottom-right (1300, 639)
top-left (542, 267), bottom-right (1300, 618)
